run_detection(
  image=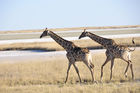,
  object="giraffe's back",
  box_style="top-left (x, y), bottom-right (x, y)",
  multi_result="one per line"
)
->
top-left (73, 47), bottom-right (89, 54)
